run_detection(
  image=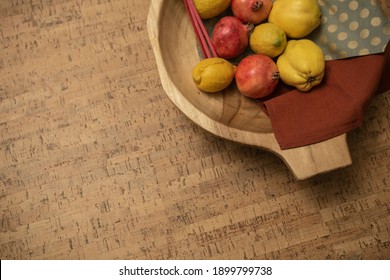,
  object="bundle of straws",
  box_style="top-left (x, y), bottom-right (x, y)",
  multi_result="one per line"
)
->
top-left (183, 0), bottom-right (217, 58)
